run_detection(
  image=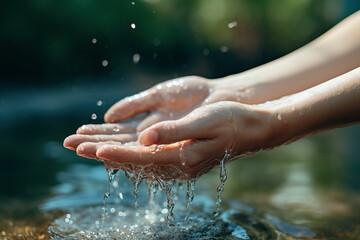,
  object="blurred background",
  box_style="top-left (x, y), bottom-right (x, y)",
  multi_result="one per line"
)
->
top-left (0, 0), bottom-right (359, 239)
